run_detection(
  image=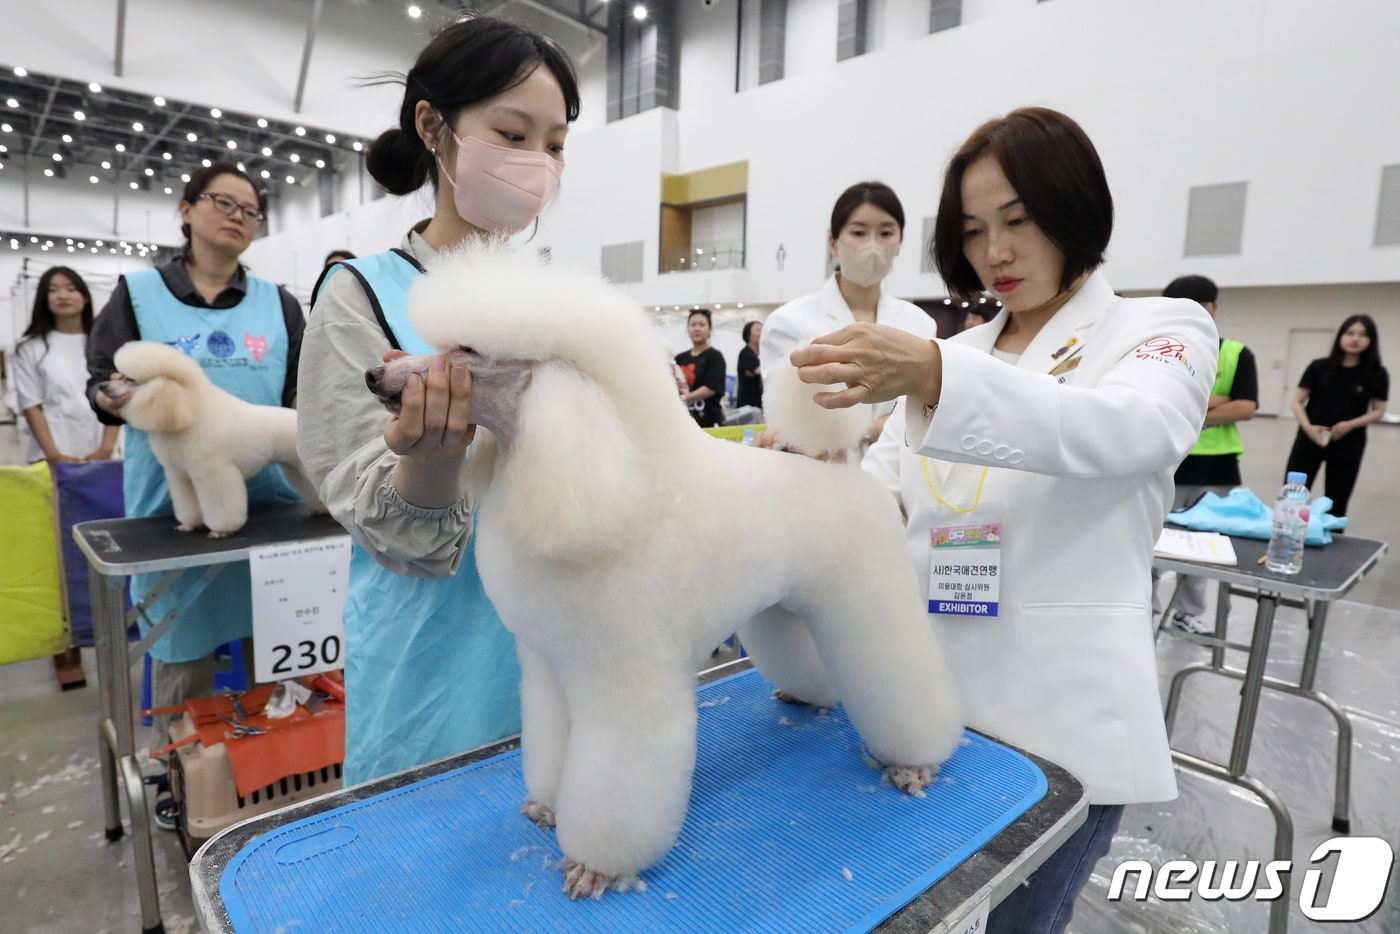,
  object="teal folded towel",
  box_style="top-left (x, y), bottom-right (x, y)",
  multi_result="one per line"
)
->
top-left (1166, 487), bottom-right (1348, 546)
